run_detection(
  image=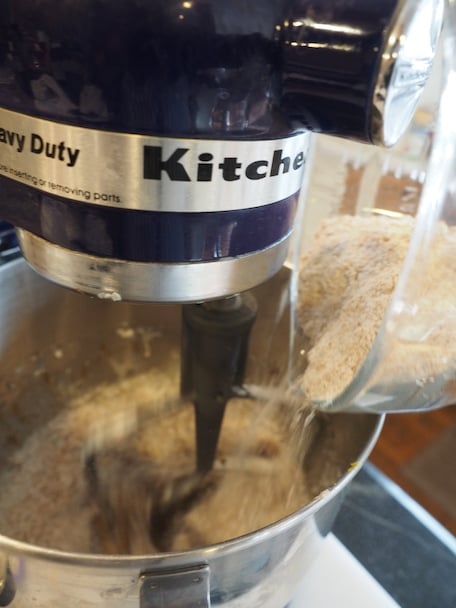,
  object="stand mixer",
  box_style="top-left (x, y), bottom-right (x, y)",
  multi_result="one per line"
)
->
top-left (0, 0), bottom-right (444, 465)
top-left (0, 1), bottom-right (450, 605)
